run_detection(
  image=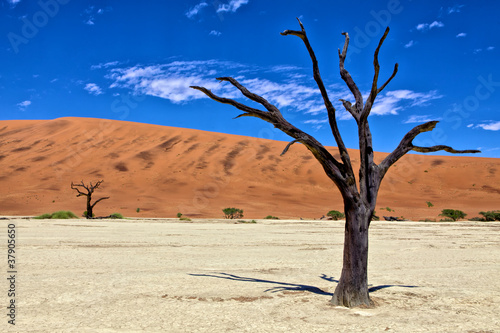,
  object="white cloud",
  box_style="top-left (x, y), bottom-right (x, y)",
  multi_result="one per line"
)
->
top-left (186, 2), bottom-right (208, 18)
top-left (91, 61), bottom-right (121, 70)
top-left (7, 0), bottom-right (21, 7)
top-left (370, 90), bottom-right (443, 116)
top-left (105, 61), bottom-right (444, 127)
top-left (216, 0), bottom-right (249, 13)
top-left (404, 115), bottom-right (439, 124)
top-left (487, 46), bottom-right (495, 51)
top-left (209, 30), bottom-right (222, 36)
top-left (475, 121), bottom-right (500, 131)
top-left (17, 100), bottom-right (31, 110)
top-left (404, 40), bottom-right (414, 48)
top-left (456, 32), bottom-right (467, 38)
top-left (416, 21), bottom-right (444, 31)
top-left (447, 4), bottom-right (465, 14)
top-left (84, 83), bottom-right (103, 95)
top-left (83, 6), bottom-right (111, 25)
